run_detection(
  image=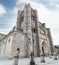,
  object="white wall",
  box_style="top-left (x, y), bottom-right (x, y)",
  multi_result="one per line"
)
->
top-left (5, 36), bottom-right (13, 57)
top-left (15, 33), bottom-right (26, 57)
